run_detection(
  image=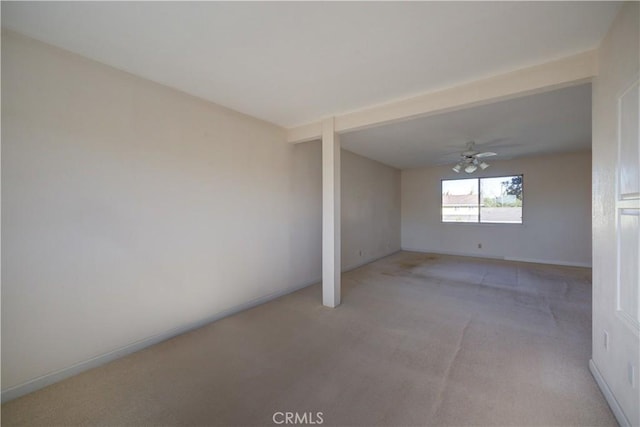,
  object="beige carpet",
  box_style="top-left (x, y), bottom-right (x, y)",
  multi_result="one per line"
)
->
top-left (2, 252), bottom-right (616, 426)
